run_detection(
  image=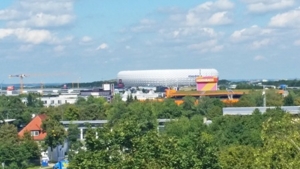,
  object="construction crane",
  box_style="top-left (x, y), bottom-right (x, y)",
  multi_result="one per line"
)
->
top-left (8, 74), bottom-right (27, 94)
top-left (8, 72), bottom-right (68, 94)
